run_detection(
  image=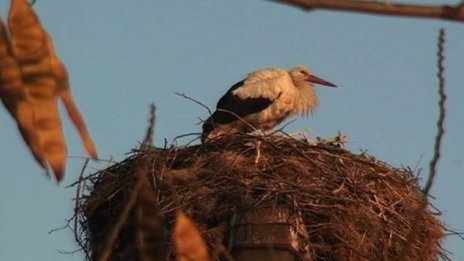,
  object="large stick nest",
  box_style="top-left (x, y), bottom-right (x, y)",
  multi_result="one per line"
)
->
top-left (76, 134), bottom-right (445, 260)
